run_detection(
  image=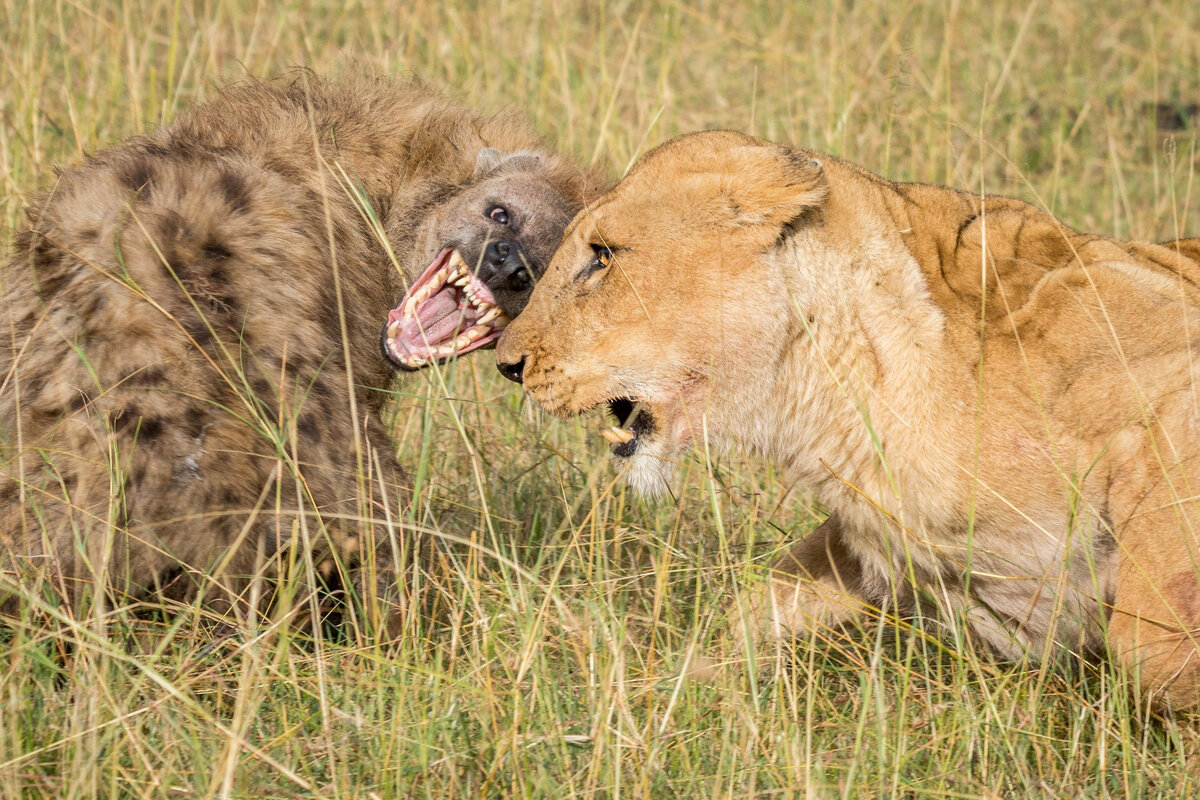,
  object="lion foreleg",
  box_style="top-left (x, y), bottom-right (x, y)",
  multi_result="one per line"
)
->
top-left (732, 513), bottom-right (883, 653)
